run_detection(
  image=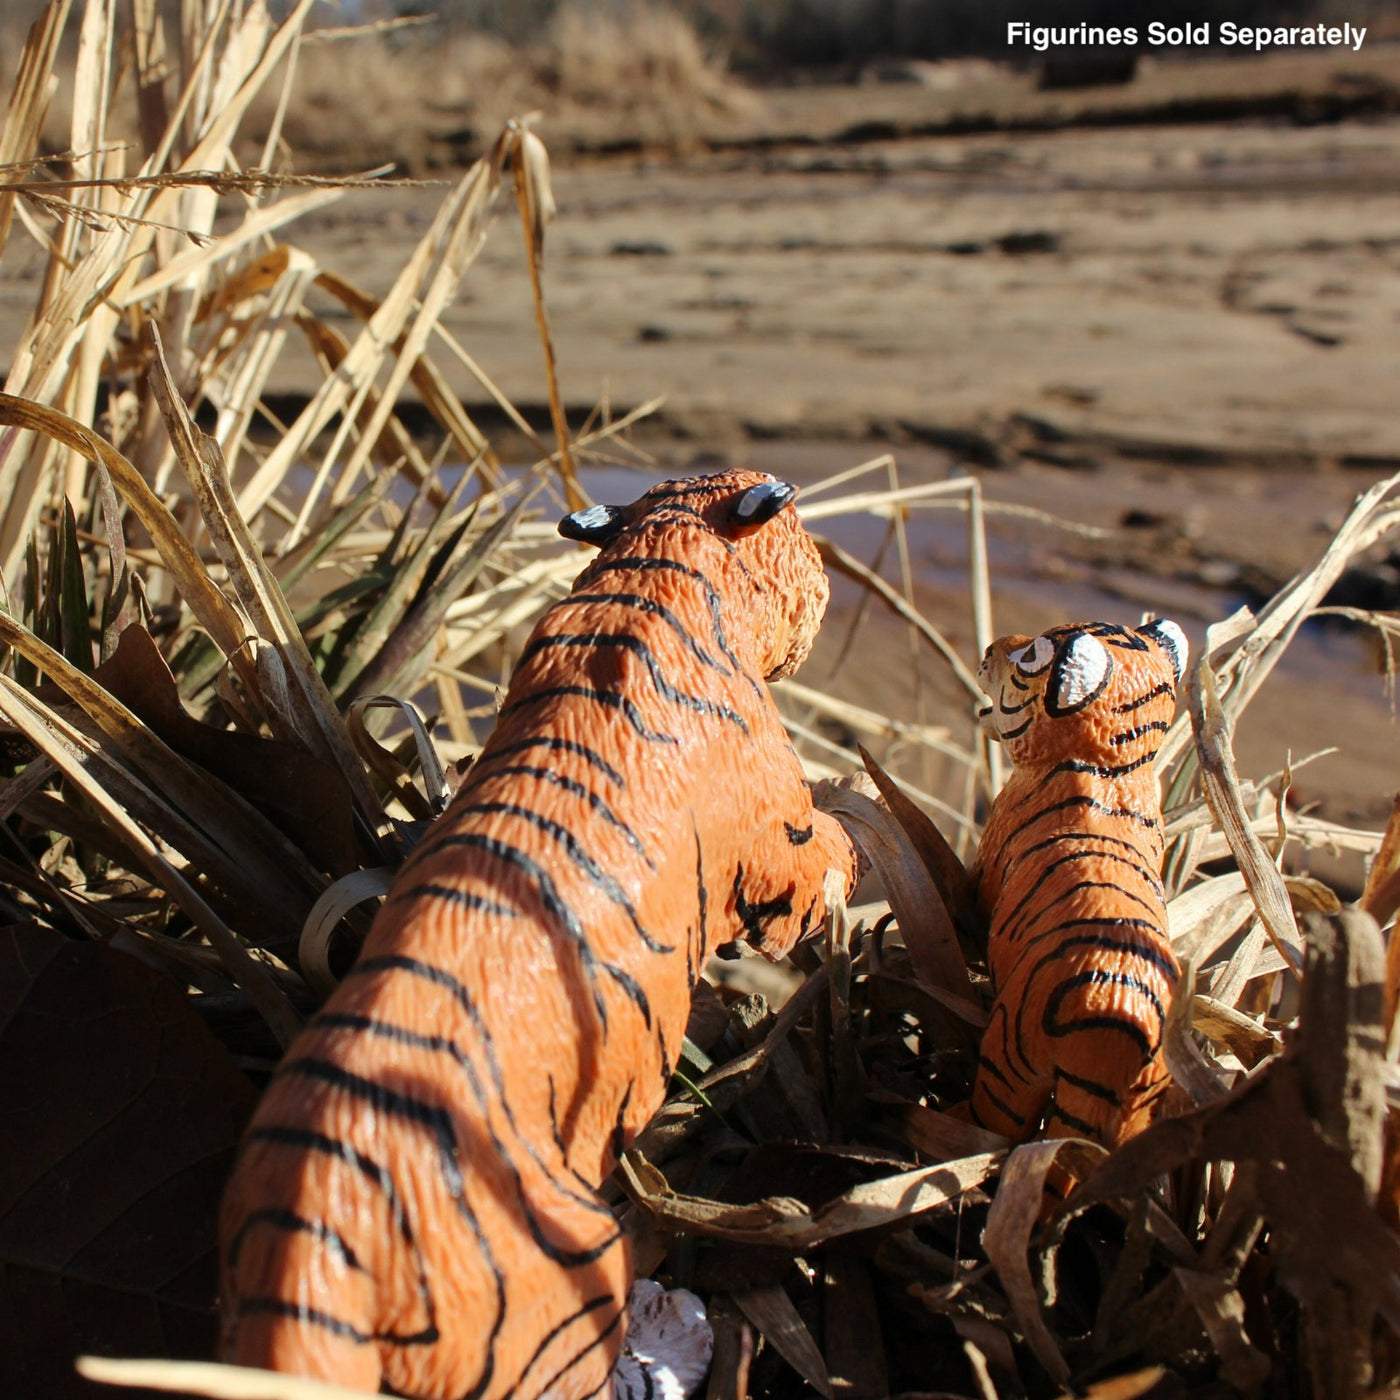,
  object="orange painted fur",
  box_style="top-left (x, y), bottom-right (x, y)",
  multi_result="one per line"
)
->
top-left (219, 470), bottom-right (858, 1399)
top-left (969, 620), bottom-right (1186, 1148)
